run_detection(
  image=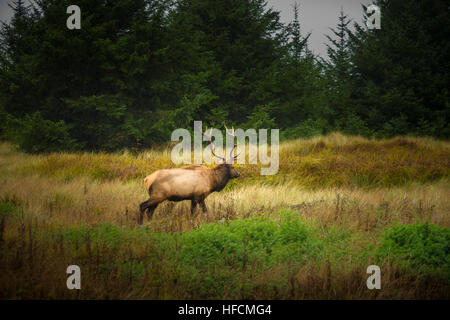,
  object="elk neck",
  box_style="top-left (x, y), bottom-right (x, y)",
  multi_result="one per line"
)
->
top-left (209, 165), bottom-right (230, 192)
